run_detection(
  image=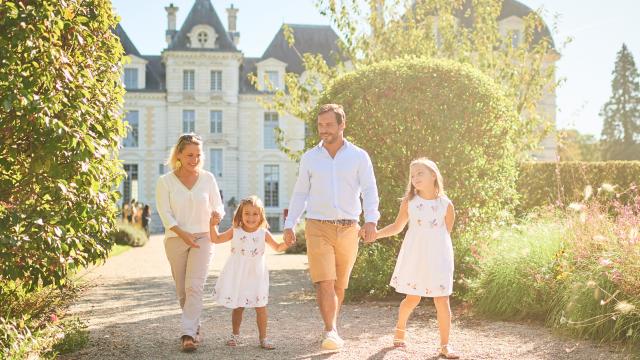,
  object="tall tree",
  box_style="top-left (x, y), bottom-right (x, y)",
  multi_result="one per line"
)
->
top-left (600, 44), bottom-right (640, 160)
top-left (254, 0), bottom-right (559, 159)
top-left (0, 0), bottom-right (127, 288)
